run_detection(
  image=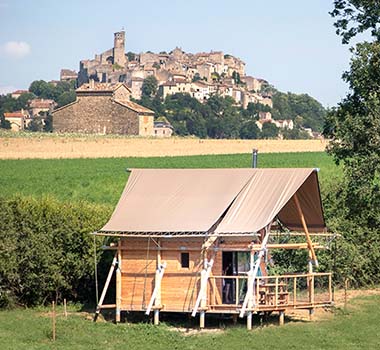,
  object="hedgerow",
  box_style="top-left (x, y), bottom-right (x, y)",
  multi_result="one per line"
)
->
top-left (0, 196), bottom-right (110, 308)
